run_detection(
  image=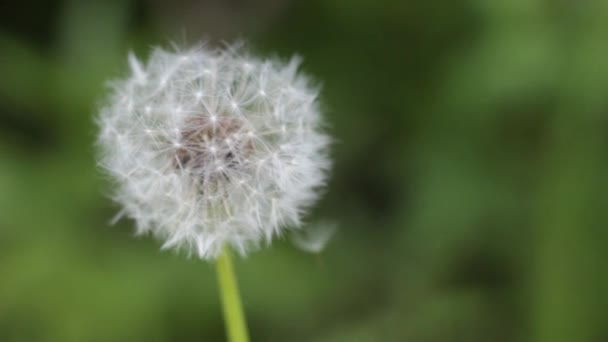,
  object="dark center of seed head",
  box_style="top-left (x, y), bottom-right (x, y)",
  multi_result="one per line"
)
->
top-left (174, 115), bottom-right (251, 176)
